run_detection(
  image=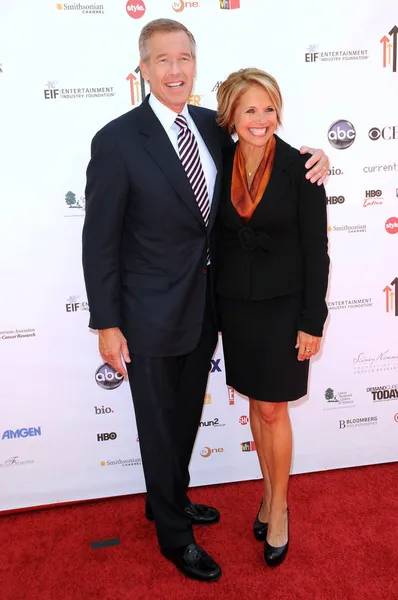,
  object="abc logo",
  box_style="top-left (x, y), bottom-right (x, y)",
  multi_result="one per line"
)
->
top-left (239, 416), bottom-right (249, 425)
top-left (328, 120), bottom-right (356, 150)
top-left (95, 364), bottom-right (124, 390)
top-left (327, 196), bottom-right (345, 205)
